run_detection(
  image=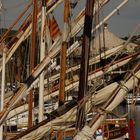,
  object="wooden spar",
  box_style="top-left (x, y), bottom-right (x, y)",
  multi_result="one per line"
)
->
top-left (28, 0), bottom-right (38, 128)
top-left (0, 1), bottom-right (33, 44)
top-left (0, 0), bottom-right (109, 73)
top-left (72, 0), bottom-right (109, 37)
top-left (11, 65), bottom-right (140, 140)
top-left (92, 0), bottom-right (128, 32)
top-left (0, 46), bottom-right (6, 140)
top-left (3, 50), bottom-right (138, 122)
top-left (0, 0), bottom-right (135, 125)
top-left (76, 0), bottom-right (95, 130)
top-left (88, 61), bottom-right (140, 128)
top-left (10, 100), bottom-right (77, 140)
top-left (30, 0), bottom-right (38, 73)
top-left (0, 50), bottom-right (139, 125)
top-left (0, 0), bottom-right (63, 72)
top-left (73, 62), bottom-right (140, 139)
top-left (2, 52), bottom-right (135, 120)
top-left (58, 0), bottom-right (69, 106)
top-left (0, 57), bottom-right (138, 139)
top-left (1, 47), bottom-right (6, 110)
top-left (39, 0), bottom-right (46, 122)
top-left (3, 44), bottom-right (129, 103)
